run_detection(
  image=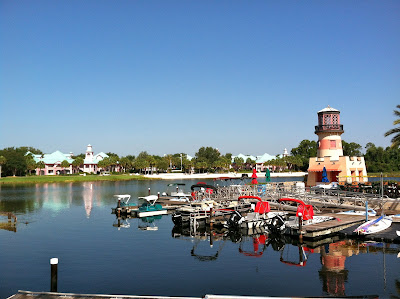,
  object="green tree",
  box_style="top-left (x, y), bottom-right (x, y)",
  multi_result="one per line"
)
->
top-left (245, 158), bottom-right (256, 170)
top-left (61, 160), bottom-right (70, 174)
top-left (26, 155), bottom-right (37, 175)
top-left (133, 158), bottom-right (148, 174)
top-left (195, 147), bottom-right (220, 168)
top-left (0, 147), bottom-right (28, 176)
top-left (342, 140), bottom-right (362, 156)
top-left (233, 157), bottom-right (244, 171)
top-left (37, 161), bottom-right (45, 175)
top-left (196, 160), bottom-right (208, 173)
top-left (0, 155), bottom-right (6, 178)
top-left (119, 157), bottom-right (132, 173)
top-left (384, 104), bottom-right (400, 148)
top-left (72, 157), bottom-right (84, 173)
top-left (155, 157), bottom-right (169, 173)
top-left (290, 140), bottom-right (318, 171)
